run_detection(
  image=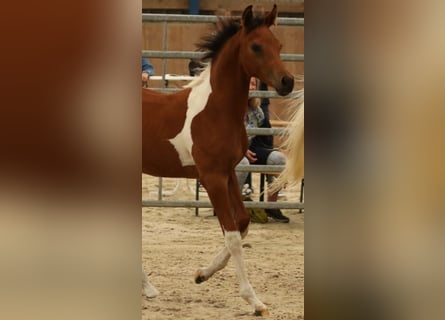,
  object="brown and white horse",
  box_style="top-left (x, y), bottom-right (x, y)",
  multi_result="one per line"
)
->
top-left (142, 5), bottom-right (294, 316)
